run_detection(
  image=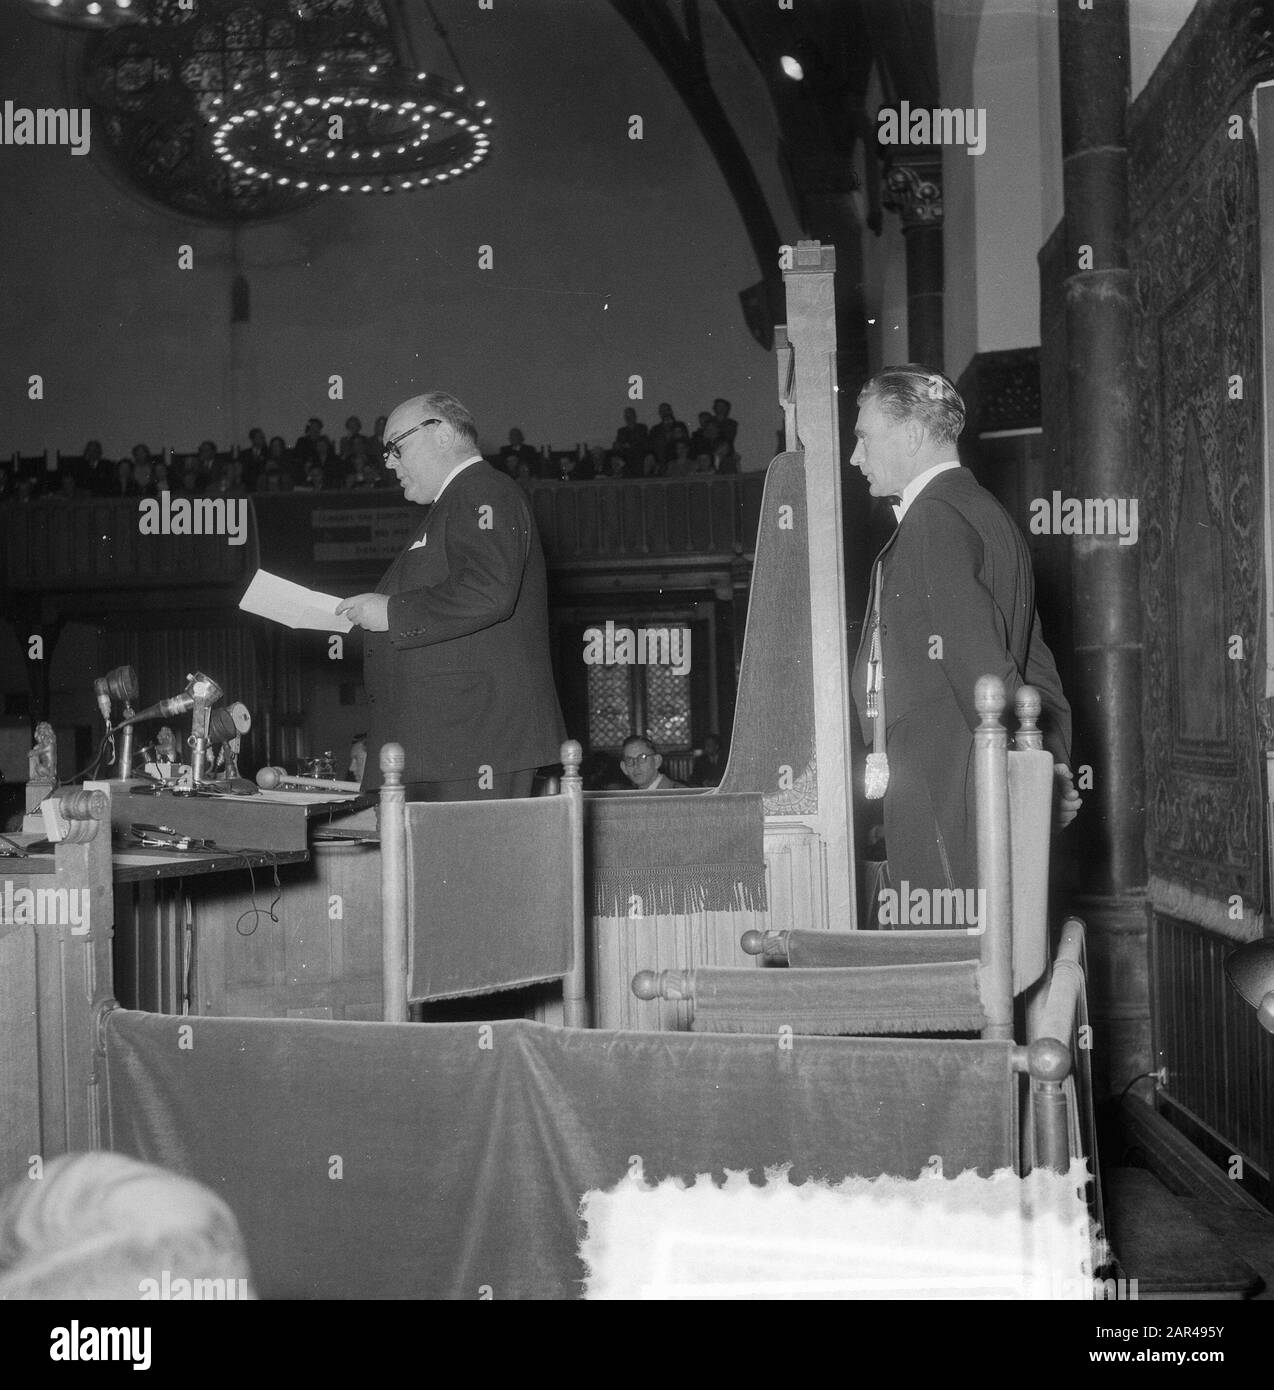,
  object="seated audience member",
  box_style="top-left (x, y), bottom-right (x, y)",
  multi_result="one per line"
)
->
top-left (647, 402), bottom-right (681, 462)
top-left (604, 451), bottom-right (630, 479)
top-left (499, 428), bottom-right (538, 473)
top-left (613, 406), bottom-right (648, 459)
top-left (712, 396), bottom-right (739, 446)
top-left (242, 428), bottom-right (269, 488)
top-left (347, 733), bottom-right (368, 784)
top-left (620, 735), bottom-right (685, 791)
top-left (0, 1152), bottom-right (255, 1300)
top-left (50, 469), bottom-right (80, 501)
top-left (82, 439), bottom-right (112, 496)
top-left (691, 733), bottom-right (726, 787)
top-left (196, 440), bottom-right (218, 474)
top-left (638, 449), bottom-right (663, 478)
top-left (267, 435), bottom-right (290, 469)
top-left (691, 450), bottom-right (714, 474)
top-left (314, 435), bottom-right (343, 489)
top-left (209, 458), bottom-right (246, 494)
top-left (346, 436), bottom-right (382, 488)
top-left (304, 462), bottom-right (326, 492)
top-left (371, 414), bottom-right (388, 457)
top-left (294, 417), bottom-right (324, 466)
top-left (14, 474), bottom-right (39, 502)
top-left (553, 453), bottom-right (579, 481)
top-left (712, 437), bottom-right (739, 474)
top-left (152, 461), bottom-right (170, 493)
top-left (112, 457), bottom-right (137, 497)
top-left (176, 457), bottom-right (202, 494)
top-left (131, 453), bottom-right (158, 498)
top-left (513, 458), bottom-right (535, 487)
top-left (664, 438), bottom-right (694, 477)
top-left (339, 415), bottom-right (365, 460)
top-left (689, 412), bottom-right (720, 458)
